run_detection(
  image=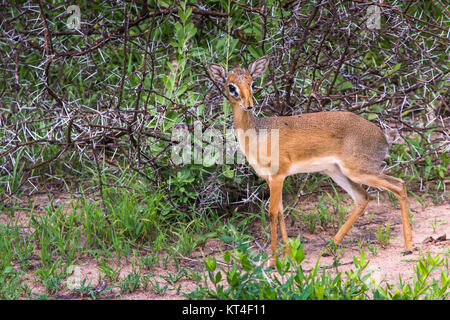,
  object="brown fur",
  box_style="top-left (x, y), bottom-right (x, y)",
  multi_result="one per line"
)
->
top-left (208, 58), bottom-right (413, 267)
